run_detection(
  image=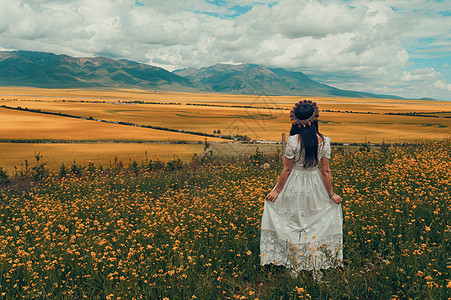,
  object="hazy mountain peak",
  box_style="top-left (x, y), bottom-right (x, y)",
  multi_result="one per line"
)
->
top-left (0, 50), bottom-right (199, 91)
top-left (0, 50), bottom-right (403, 99)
